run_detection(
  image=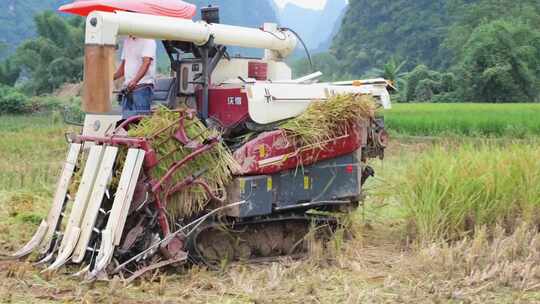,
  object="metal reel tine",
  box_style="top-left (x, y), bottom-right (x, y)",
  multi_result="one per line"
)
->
top-left (34, 251), bottom-right (55, 267)
top-left (72, 265), bottom-right (90, 278)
